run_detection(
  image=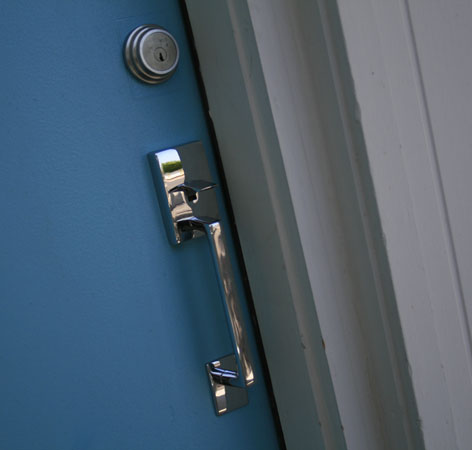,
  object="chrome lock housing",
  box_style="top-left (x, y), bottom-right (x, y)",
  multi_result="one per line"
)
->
top-left (124, 24), bottom-right (179, 84)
